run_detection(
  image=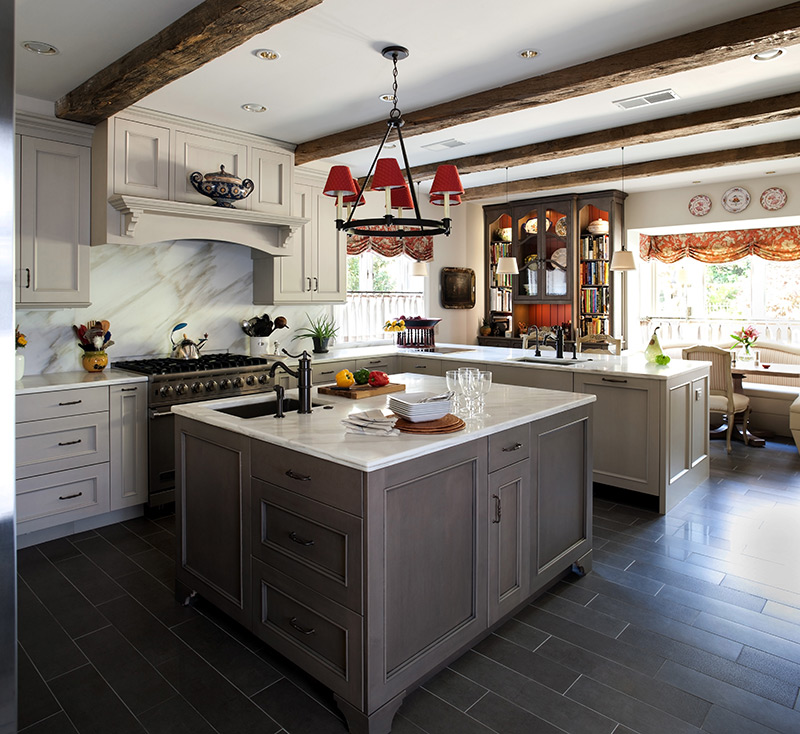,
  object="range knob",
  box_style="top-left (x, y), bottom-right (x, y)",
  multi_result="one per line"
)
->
top-left (175, 383), bottom-right (188, 396)
top-left (205, 380), bottom-right (218, 393)
top-left (159, 385), bottom-right (174, 398)
top-left (219, 379), bottom-right (231, 390)
top-left (258, 374), bottom-right (268, 385)
top-left (246, 375), bottom-right (256, 386)
top-left (233, 377), bottom-right (244, 388)
top-left (191, 382), bottom-right (205, 394)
